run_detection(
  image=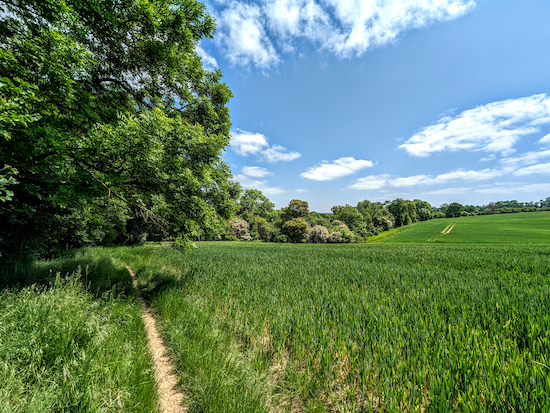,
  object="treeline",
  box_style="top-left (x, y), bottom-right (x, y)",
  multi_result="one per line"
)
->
top-left (224, 191), bottom-right (550, 243)
top-left (224, 191), bottom-right (432, 243)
